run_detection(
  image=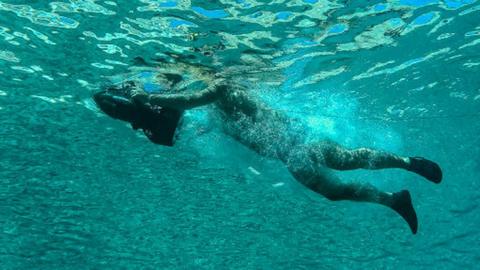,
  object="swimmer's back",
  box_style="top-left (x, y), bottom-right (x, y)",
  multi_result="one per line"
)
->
top-left (213, 84), bottom-right (302, 160)
top-left (215, 84), bottom-right (264, 120)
